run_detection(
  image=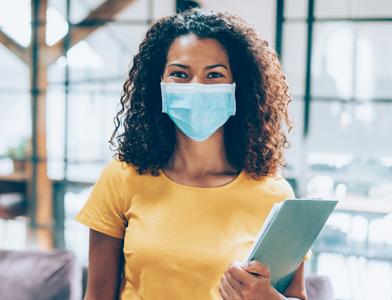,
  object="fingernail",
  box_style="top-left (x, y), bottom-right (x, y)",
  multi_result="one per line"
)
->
top-left (229, 261), bottom-right (238, 269)
top-left (240, 261), bottom-right (248, 268)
